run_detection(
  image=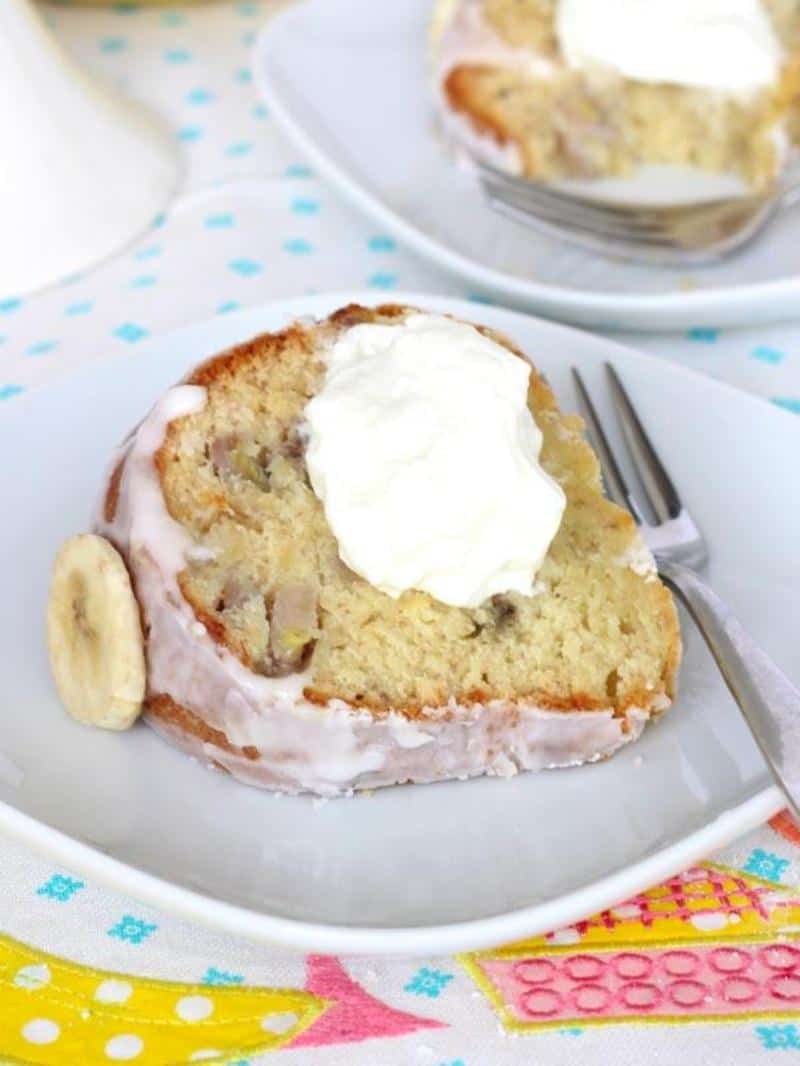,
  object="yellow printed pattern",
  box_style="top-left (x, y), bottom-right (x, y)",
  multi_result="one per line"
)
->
top-left (0, 933), bottom-right (325, 1065)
